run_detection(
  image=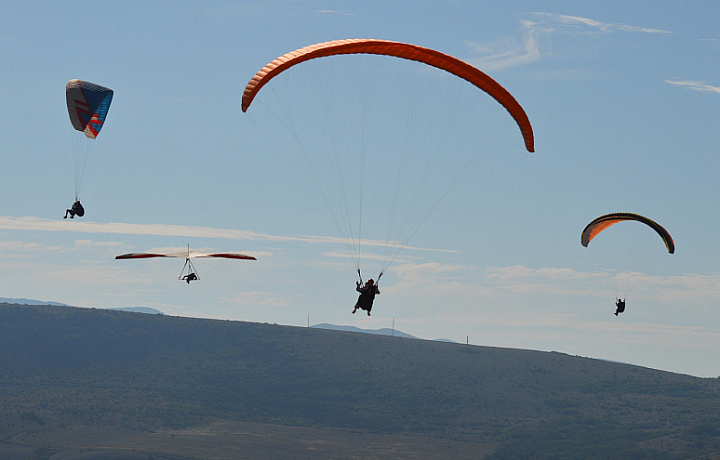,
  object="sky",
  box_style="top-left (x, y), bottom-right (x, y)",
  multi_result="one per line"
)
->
top-left (1, 0), bottom-right (718, 378)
